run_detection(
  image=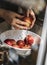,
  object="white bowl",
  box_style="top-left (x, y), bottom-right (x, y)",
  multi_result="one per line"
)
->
top-left (0, 30), bottom-right (41, 57)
